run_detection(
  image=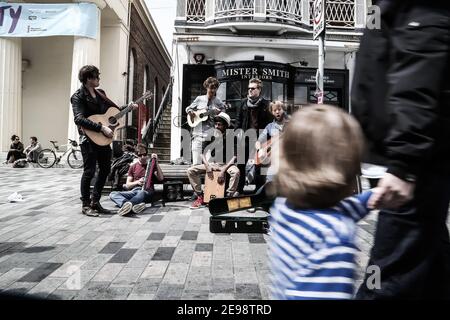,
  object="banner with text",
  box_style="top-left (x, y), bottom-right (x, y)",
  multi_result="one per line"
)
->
top-left (0, 2), bottom-right (98, 39)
